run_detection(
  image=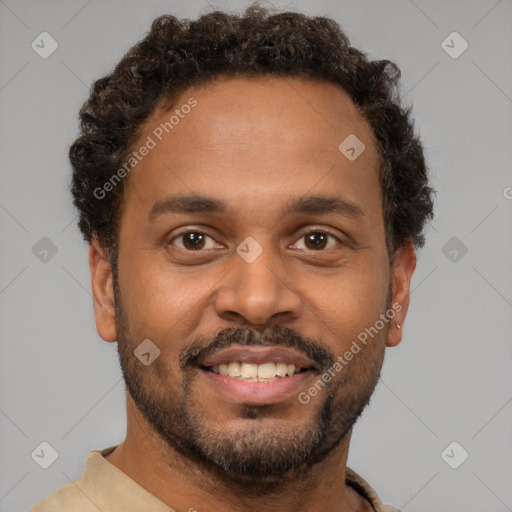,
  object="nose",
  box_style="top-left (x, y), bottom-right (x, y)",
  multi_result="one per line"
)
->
top-left (214, 242), bottom-right (302, 327)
